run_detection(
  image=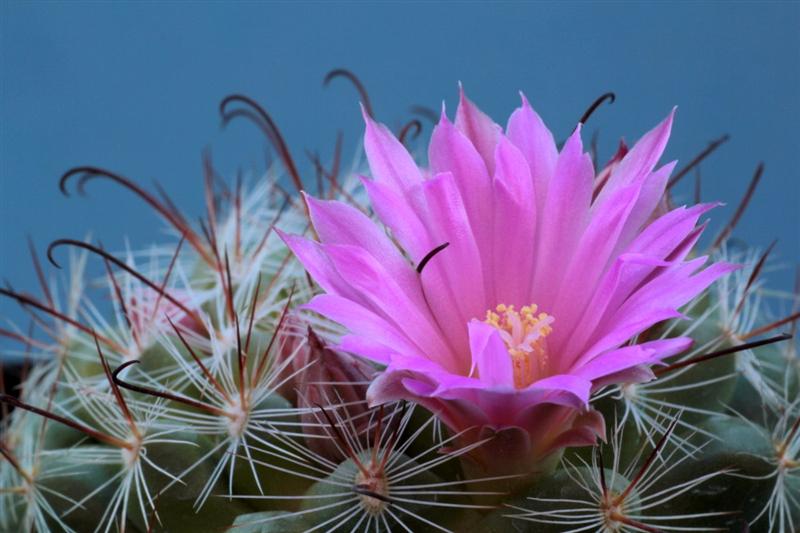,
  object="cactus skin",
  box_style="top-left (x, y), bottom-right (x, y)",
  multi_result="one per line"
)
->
top-left (2, 91), bottom-right (799, 533)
